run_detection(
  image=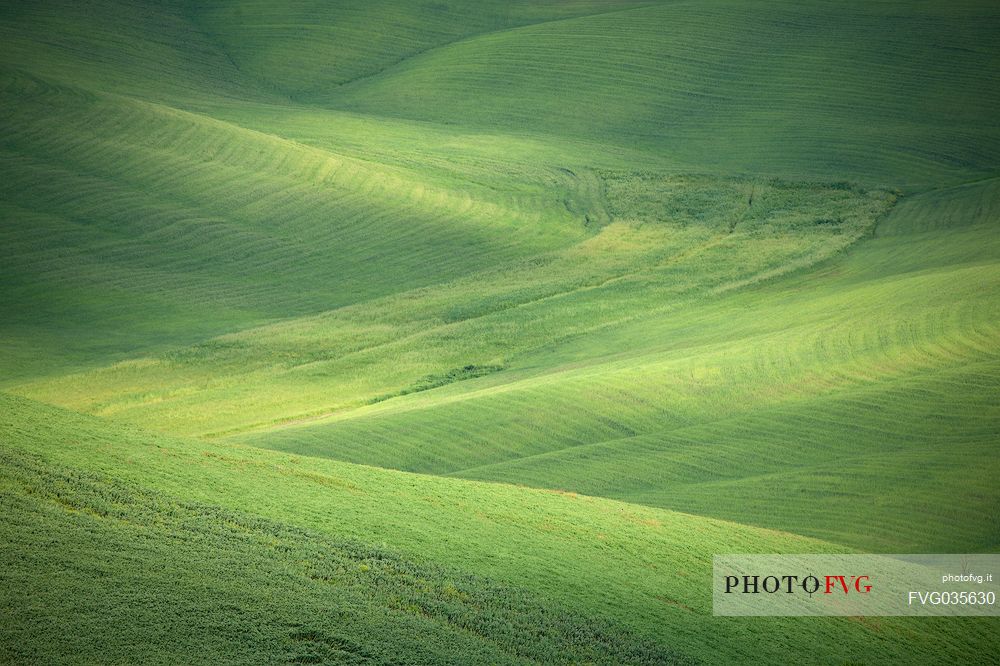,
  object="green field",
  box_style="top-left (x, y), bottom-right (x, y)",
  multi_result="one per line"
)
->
top-left (2, 0), bottom-right (999, 663)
